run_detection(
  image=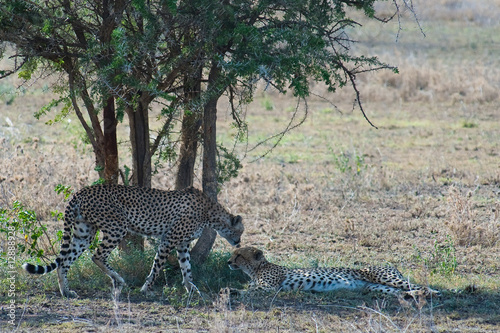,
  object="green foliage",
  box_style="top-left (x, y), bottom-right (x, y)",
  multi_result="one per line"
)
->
top-left (216, 145), bottom-right (242, 186)
top-left (17, 58), bottom-right (39, 81)
top-left (89, 230), bottom-right (101, 251)
top-left (54, 184), bottom-right (73, 201)
top-left (92, 177), bottom-right (106, 186)
top-left (163, 250), bottom-right (248, 307)
top-left (0, 201), bottom-right (60, 262)
top-left (2, 0), bottom-right (394, 115)
top-left (48, 185), bottom-right (73, 240)
top-left (217, 0), bottom-right (393, 100)
top-left (330, 147), bottom-right (366, 176)
top-left (462, 120), bottom-right (478, 128)
top-left (0, 184), bottom-right (77, 266)
top-left (92, 166), bottom-right (105, 185)
top-left (261, 96), bottom-right (274, 111)
top-left (34, 96), bottom-right (72, 123)
top-left (413, 234), bottom-right (458, 276)
top-left (50, 209), bottom-right (64, 222)
top-left (122, 165), bottom-right (131, 186)
top-left (231, 120), bottom-right (248, 143)
top-left (154, 134), bottom-right (178, 175)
